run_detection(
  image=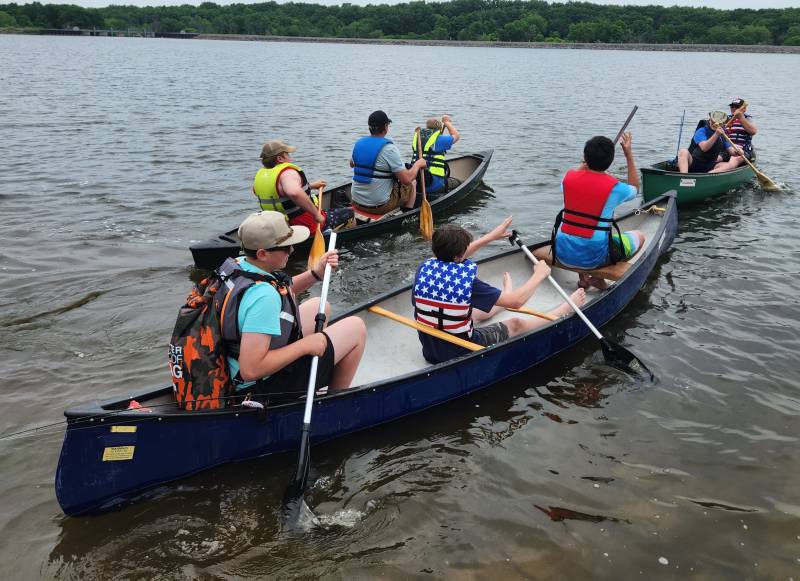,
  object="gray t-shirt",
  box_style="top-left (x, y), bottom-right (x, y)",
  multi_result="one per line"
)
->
top-left (351, 142), bottom-right (405, 206)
